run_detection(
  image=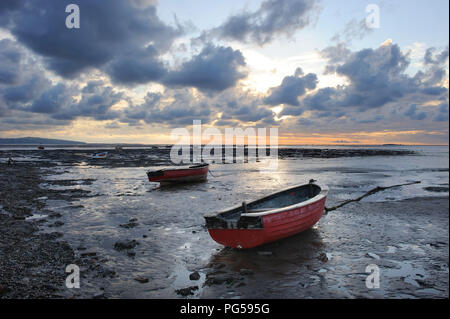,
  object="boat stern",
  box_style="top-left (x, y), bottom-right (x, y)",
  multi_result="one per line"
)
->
top-left (204, 213), bottom-right (265, 248)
